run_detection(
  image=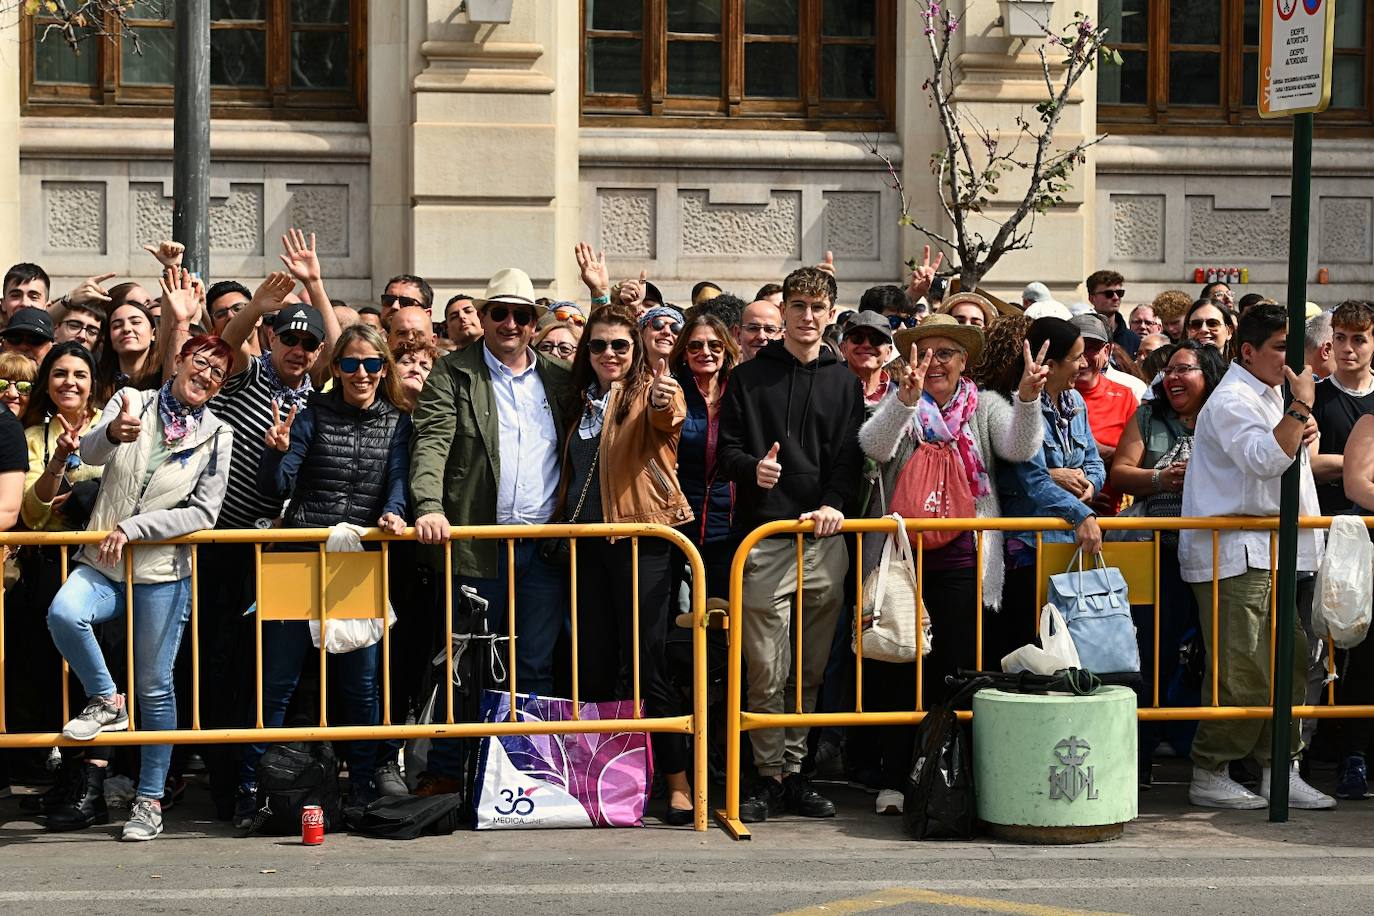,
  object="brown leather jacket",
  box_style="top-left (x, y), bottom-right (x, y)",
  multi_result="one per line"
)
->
top-left (556, 378), bottom-right (694, 527)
